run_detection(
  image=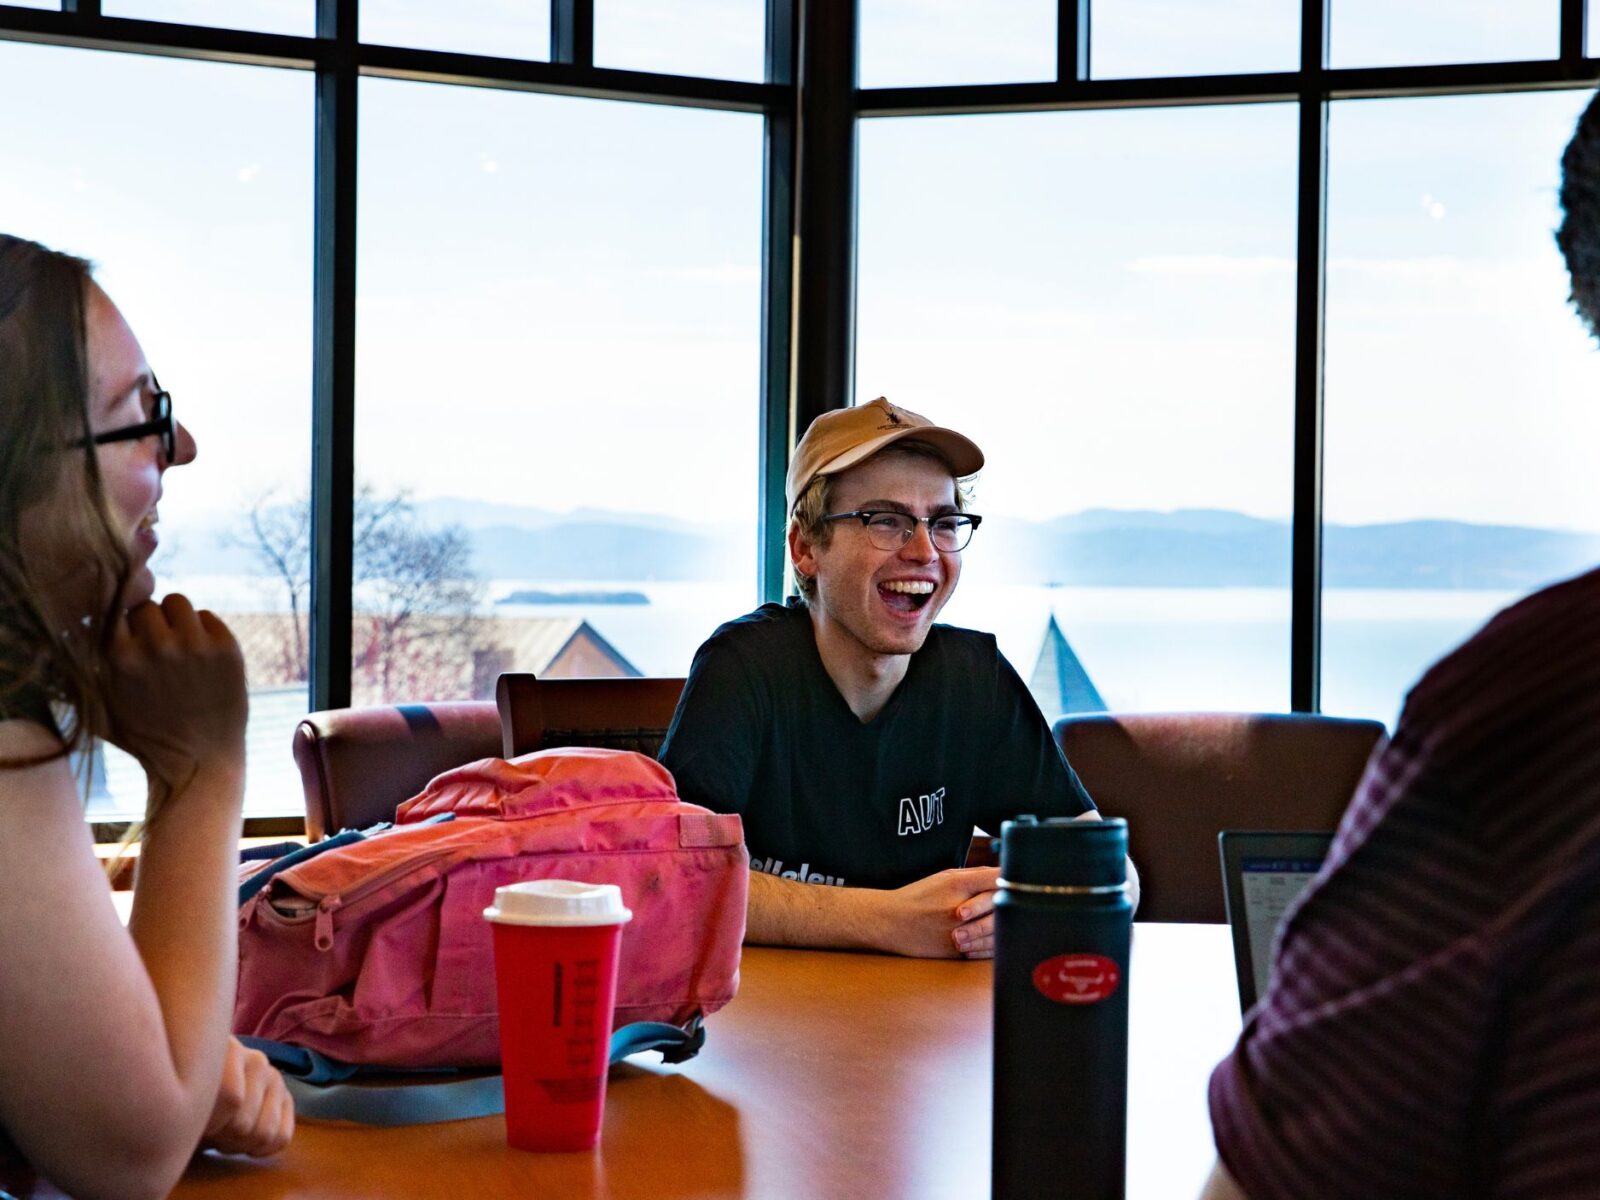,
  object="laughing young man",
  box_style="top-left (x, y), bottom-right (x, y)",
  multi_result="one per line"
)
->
top-left (659, 397), bottom-right (1133, 960)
